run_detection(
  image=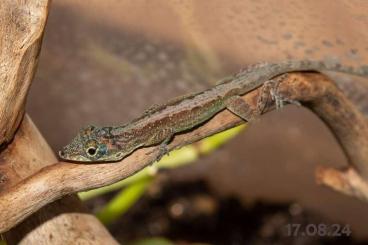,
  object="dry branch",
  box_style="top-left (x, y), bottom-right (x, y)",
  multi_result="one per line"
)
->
top-left (316, 166), bottom-right (368, 202)
top-left (1, 72), bottom-right (368, 233)
top-left (0, 115), bottom-right (119, 244)
top-left (0, 0), bottom-right (49, 145)
top-left (0, 1), bottom-right (119, 243)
